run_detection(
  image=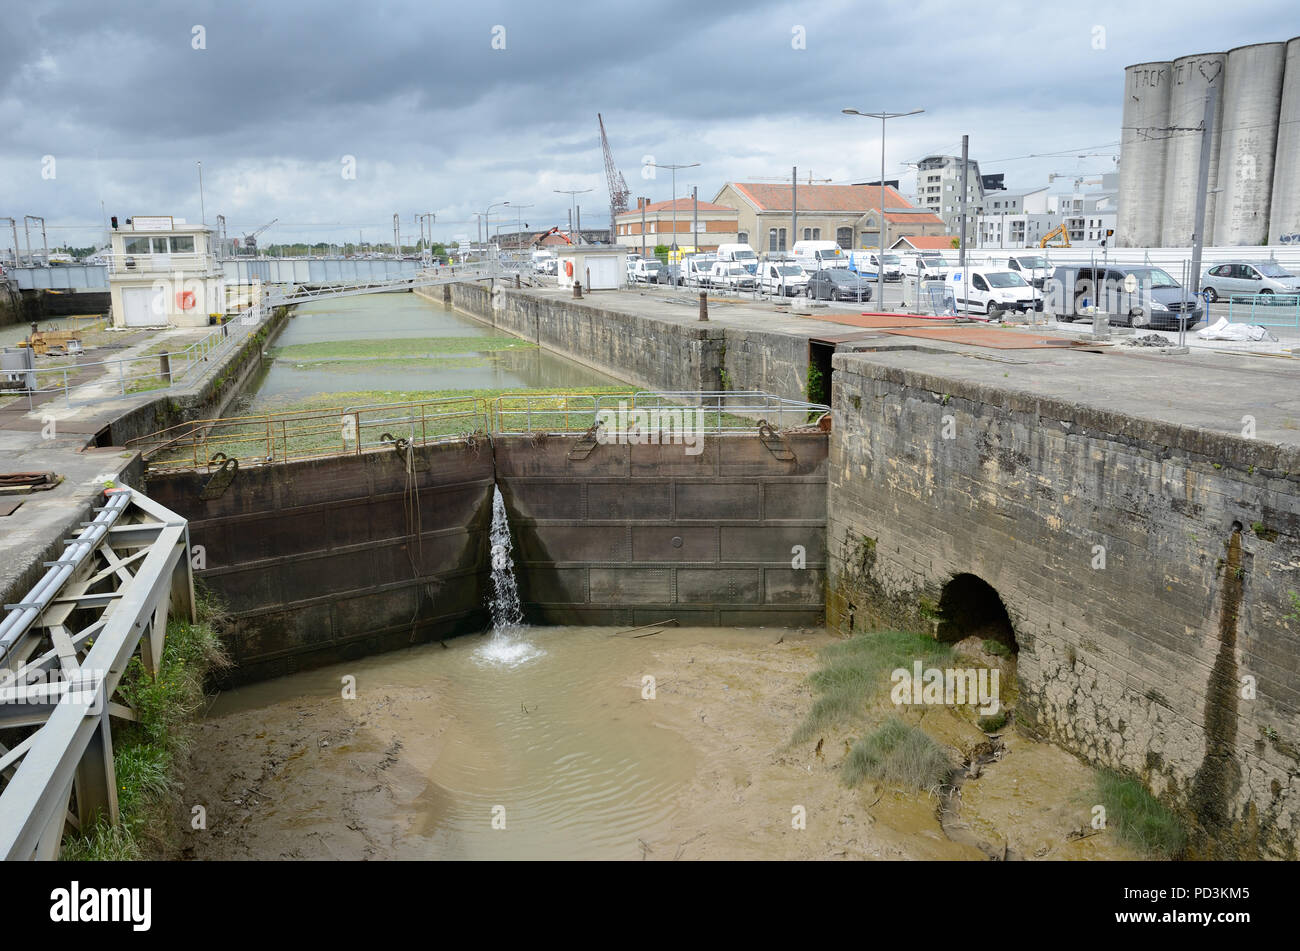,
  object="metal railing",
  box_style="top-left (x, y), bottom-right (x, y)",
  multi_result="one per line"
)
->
top-left (1223, 293), bottom-right (1300, 330)
top-left (104, 251), bottom-right (219, 275)
top-left (131, 396), bottom-right (492, 471)
top-left (131, 391), bottom-right (831, 471)
top-left (3, 300), bottom-right (270, 408)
